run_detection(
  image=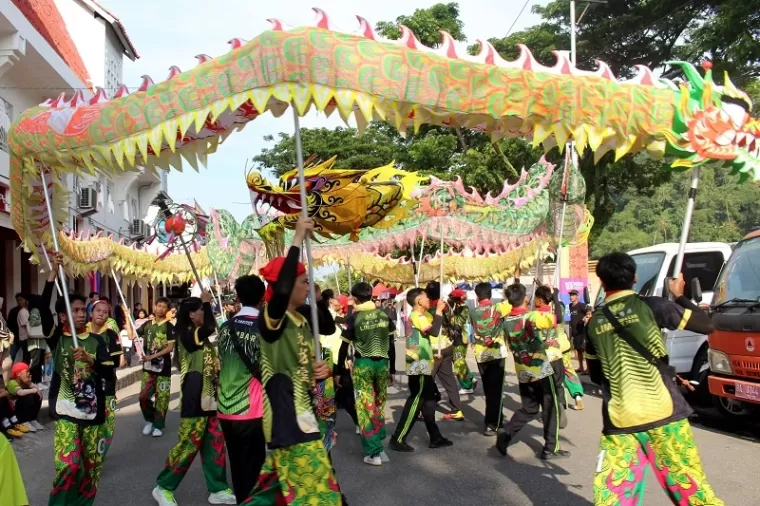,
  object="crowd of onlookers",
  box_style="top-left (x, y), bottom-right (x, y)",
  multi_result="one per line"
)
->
top-left (0, 283), bottom-right (183, 444)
